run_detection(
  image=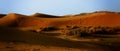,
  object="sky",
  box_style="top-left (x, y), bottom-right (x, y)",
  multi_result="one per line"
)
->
top-left (0, 0), bottom-right (120, 16)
